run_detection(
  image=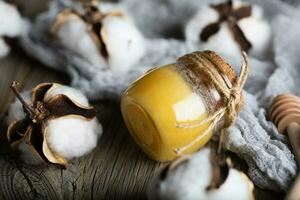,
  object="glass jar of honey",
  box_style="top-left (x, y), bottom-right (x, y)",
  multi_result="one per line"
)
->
top-left (121, 51), bottom-right (246, 162)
